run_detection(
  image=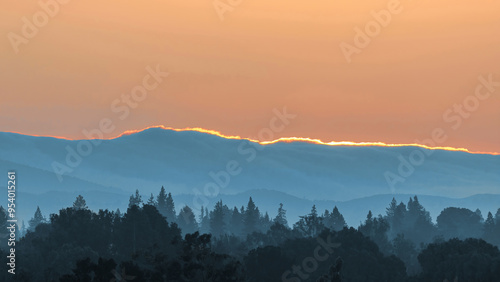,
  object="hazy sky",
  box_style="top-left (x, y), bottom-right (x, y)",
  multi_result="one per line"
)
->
top-left (1, 0), bottom-right (499, 153)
